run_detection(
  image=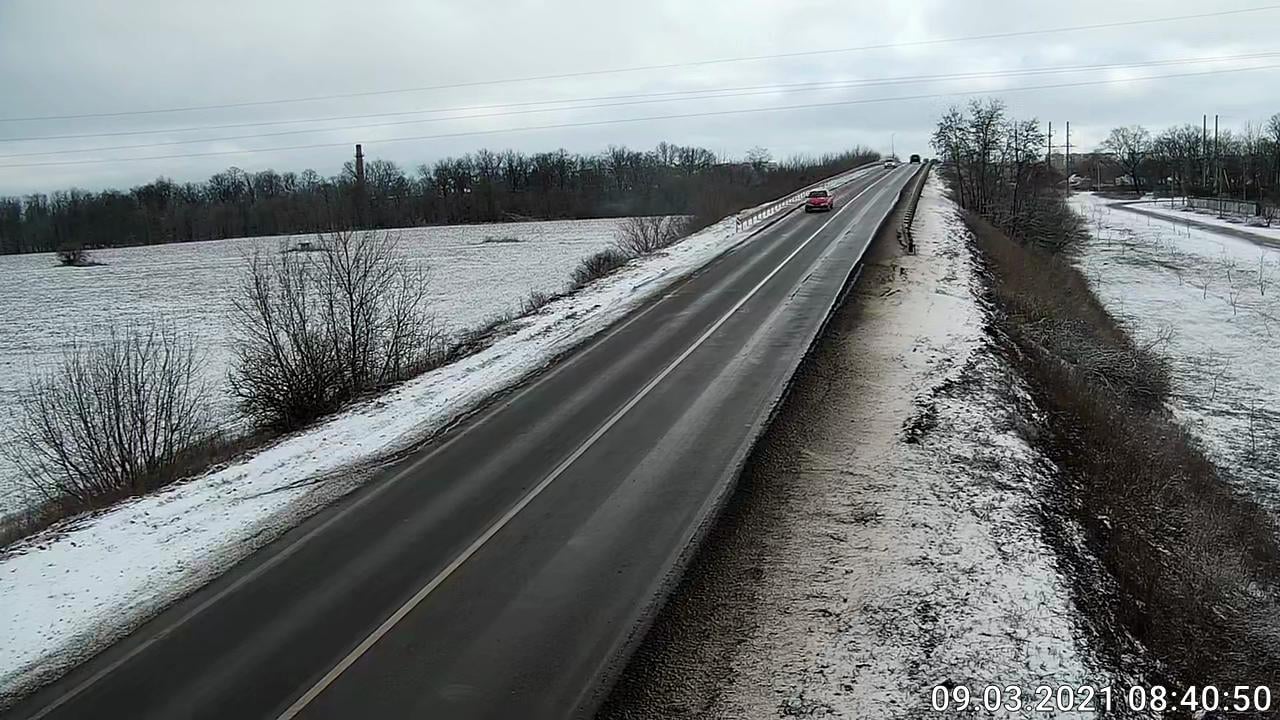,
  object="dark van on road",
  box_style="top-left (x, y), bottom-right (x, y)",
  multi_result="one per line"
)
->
top-left (910, 154), bottom-right (921, 163)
